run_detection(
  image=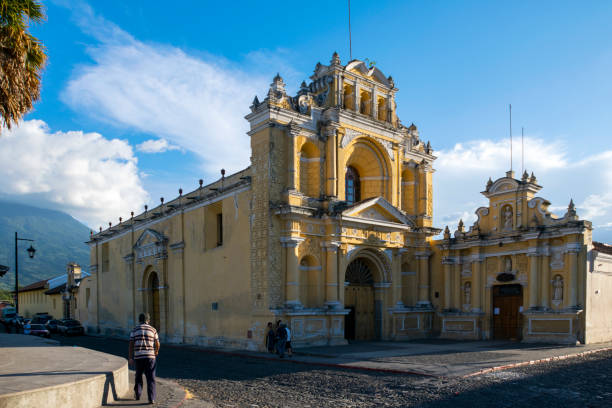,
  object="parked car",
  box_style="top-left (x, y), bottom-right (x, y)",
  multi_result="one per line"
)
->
top-left (32, 313), bottom-right (52, 324)
top-left (29, 324), bottom-right (50, 338)
top-left (58, 319), bottom-right (84, 336)
top-left (45, 319), bottom-right (62, 333)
